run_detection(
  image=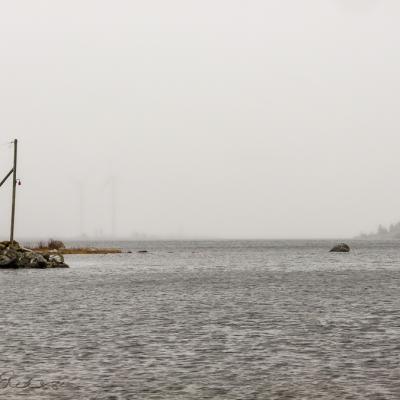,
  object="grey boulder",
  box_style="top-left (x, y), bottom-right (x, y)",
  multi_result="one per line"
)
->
top-left (330, 243), bottom-right (350, 253)
top-left (0, 255), bottom-right (16, 268)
